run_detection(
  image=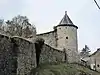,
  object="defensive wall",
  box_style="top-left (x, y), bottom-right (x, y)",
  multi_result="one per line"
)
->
top-left (0, 34), bottom-right (66, 75)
